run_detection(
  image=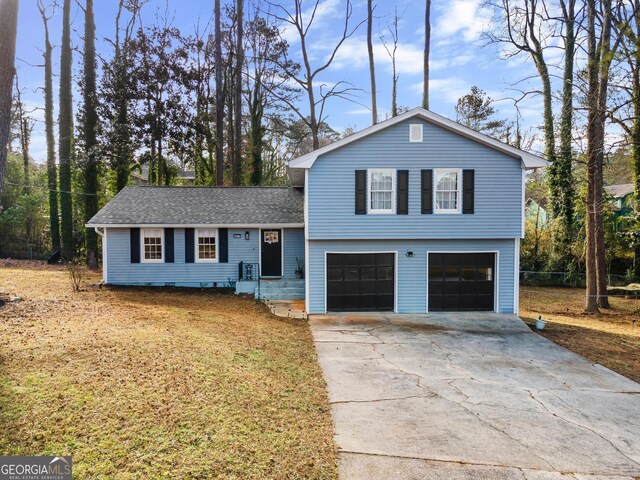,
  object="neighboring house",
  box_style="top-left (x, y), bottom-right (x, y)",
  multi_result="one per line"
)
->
top-left (525, 198), bottom-right (549, 228)
top-left (605, 183), bottom-right (635, 217)
top-left (87, 108), bottom-right (546, 315)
